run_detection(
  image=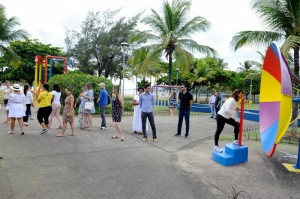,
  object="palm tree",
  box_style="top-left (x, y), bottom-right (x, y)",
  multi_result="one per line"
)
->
top-left (238, 60), bottom-right (260, 71)
top-left (192, 59), bottom-right (216, 85)
top-left (140, 0), bottom-right (217, 85)
top-left (0, 4), bottom-right (28, 64)
top-left (128, 48), bottom-right (163, 89)
top-left (189, 59), bottom-right (216, 102)
top-left (231, 0), bottom-right (300, 134)
top-left (231, 0), bottom-right (300, 76)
